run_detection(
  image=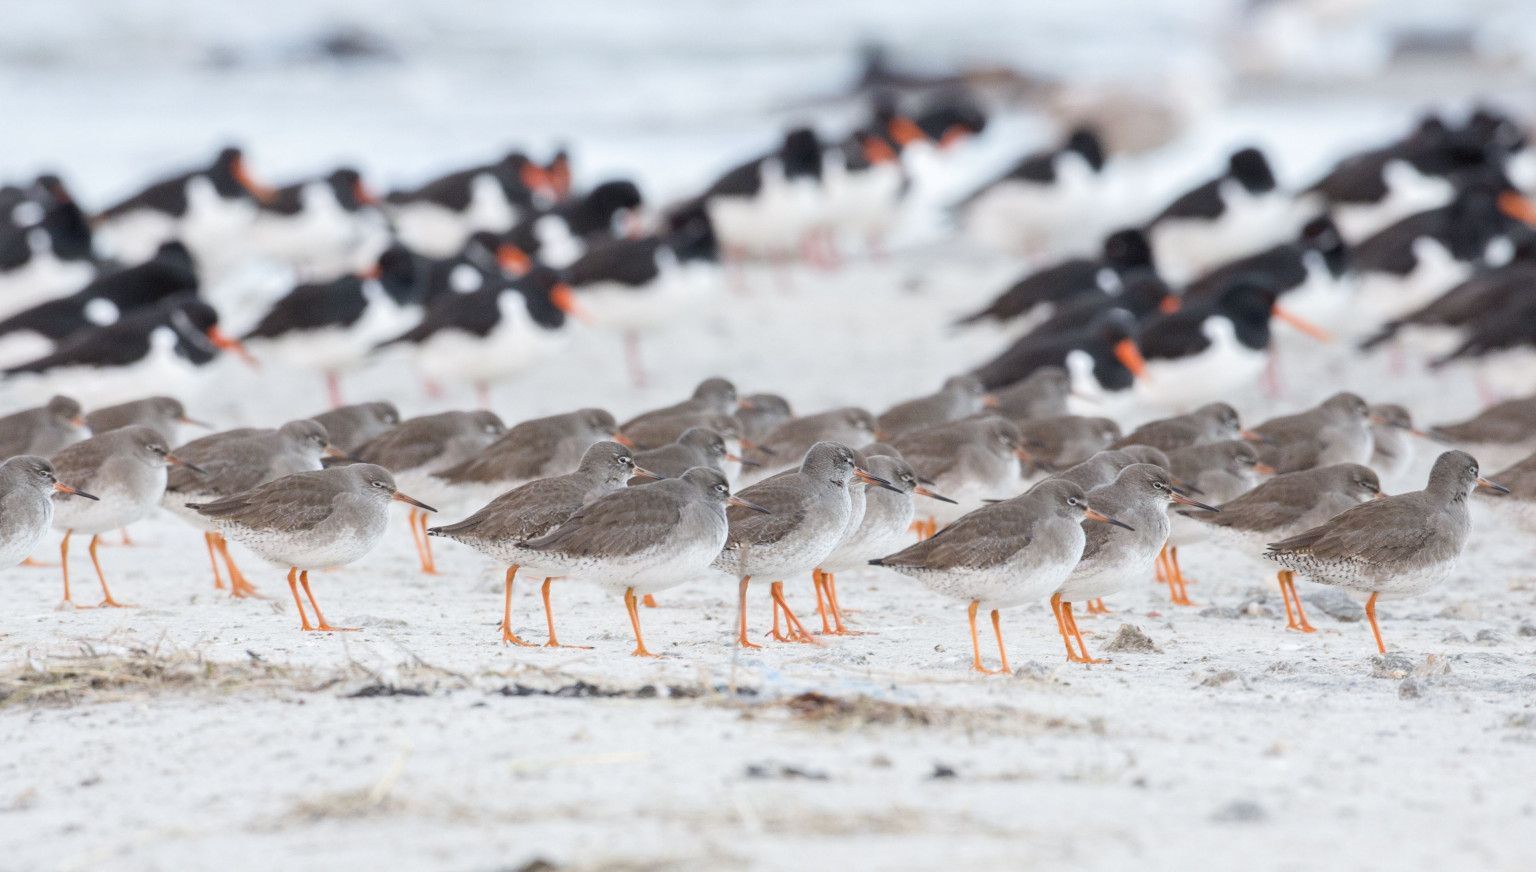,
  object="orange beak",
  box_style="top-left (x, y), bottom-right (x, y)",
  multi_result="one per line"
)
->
top-left (862, 136), bottom-right (898, 165)
top-left (498, 244), bottom-right (532, 276)
top-left (69, 416), bottom-right (86, 428)
top-left (1254, 462), bottom-right (1277, 475)
top-left (521, 163), bottom-right (556, 201)
top-left (1272, 305), bottom-right (1331, 341)
top-left (887, 117), bottom-right (927, 147)
top-left (612, 432), bottom-right (635, 448)
top-left (550, 283), bottom-right (592, 324)
top-left (547, 155), bottom-right (573, 200)
top-left (981, 393), bottom-right (999, 409)
top-left (207, 326), bottom-right (259, 368)
top-left (358, 263), bottom-right (383, 280)
top-left (1113, 338), bottom-right (1147, 378)
top-left (353, 179), bottom-right (379, 206)
top-left (1498, 191), bottom-right (1536, 225)
top-left (233, 157), bottom-right (277, 204)
top-left (1159, 295), bottom-right (1182, 314)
